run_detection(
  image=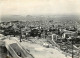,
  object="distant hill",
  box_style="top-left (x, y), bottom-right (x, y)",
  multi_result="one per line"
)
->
top-left (1, 15), bottom-right (80, 22)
